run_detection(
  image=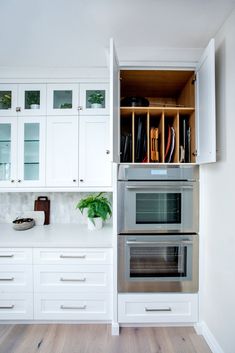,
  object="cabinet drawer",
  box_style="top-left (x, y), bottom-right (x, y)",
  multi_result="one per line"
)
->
top-left (0, 248), bottom-right (32, 264)
top-left (33, 248), bottom-right (112, 265)
top-left (118, 294), bottom-right (198, 323)
top-left (0, 293), bottom-right (33, 320)
top-left (34, 293), bottom-right (112, 321)
top-left (0, 265), bottom-right (33, 292)
top-left (34, 265), bottom-right (112, 293)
